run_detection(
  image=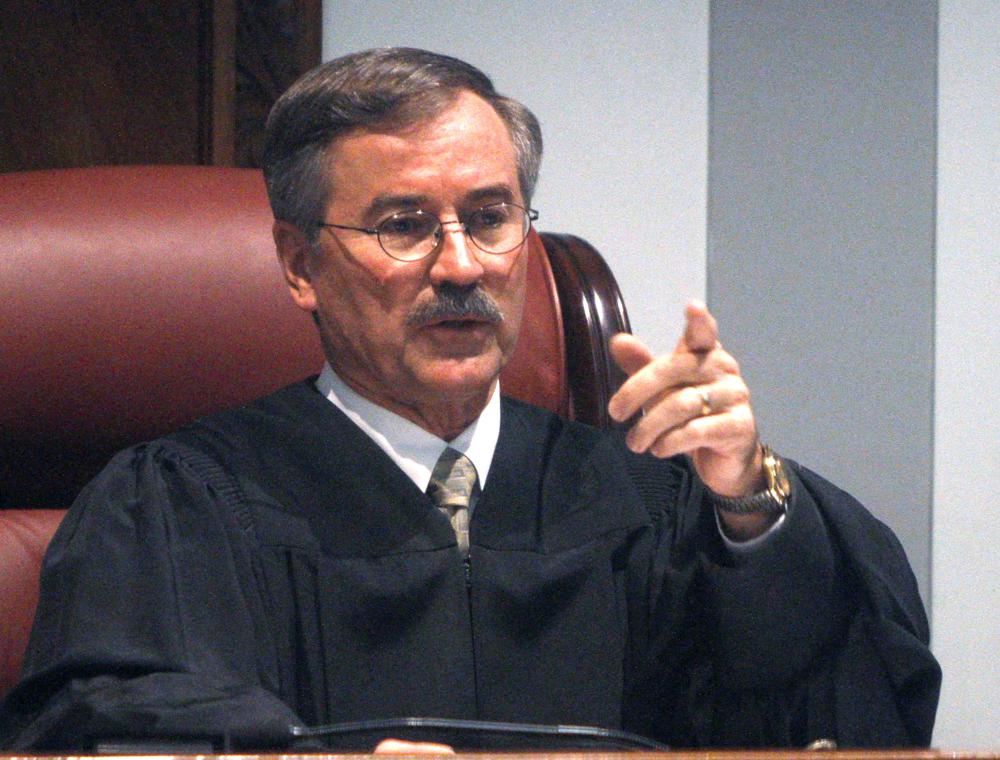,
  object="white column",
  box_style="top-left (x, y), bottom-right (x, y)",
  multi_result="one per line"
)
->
top-left (932, 0), bottom-right (1000, 747)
